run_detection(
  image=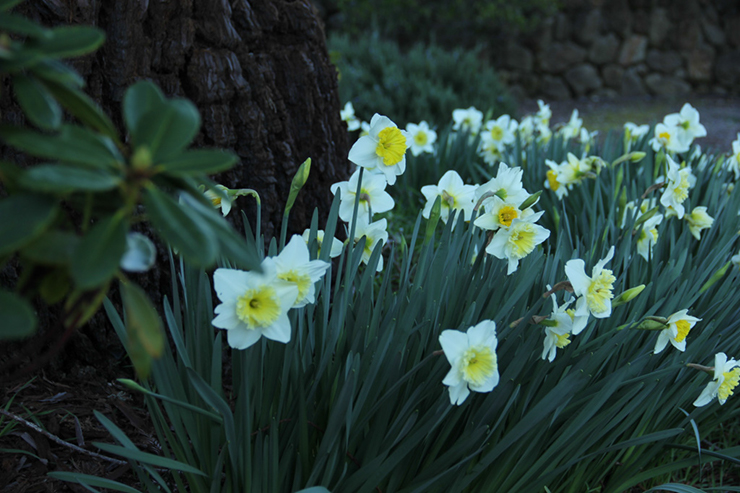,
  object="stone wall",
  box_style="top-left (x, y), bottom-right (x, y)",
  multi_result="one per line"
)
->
top-left (494, 0), bottom-right (740, 101)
